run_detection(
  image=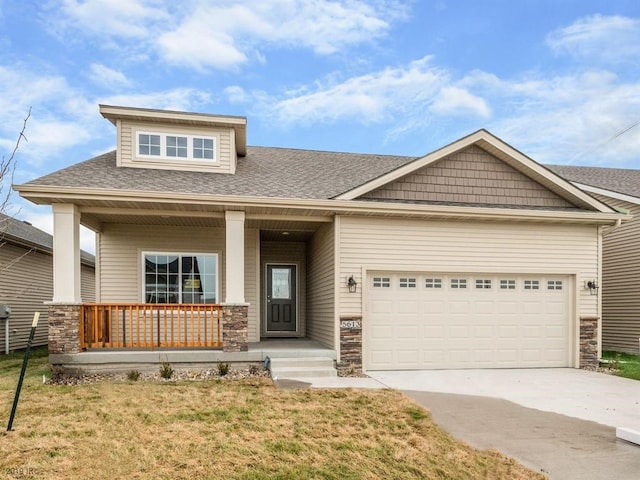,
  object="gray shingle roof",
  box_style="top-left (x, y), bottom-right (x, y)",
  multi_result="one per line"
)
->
top-left (547, 165), bottom-right (640, 199)
top-left (23, 147), bottom-right (417, 200)
top-left (0, 213), bottom-right (95, 264)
